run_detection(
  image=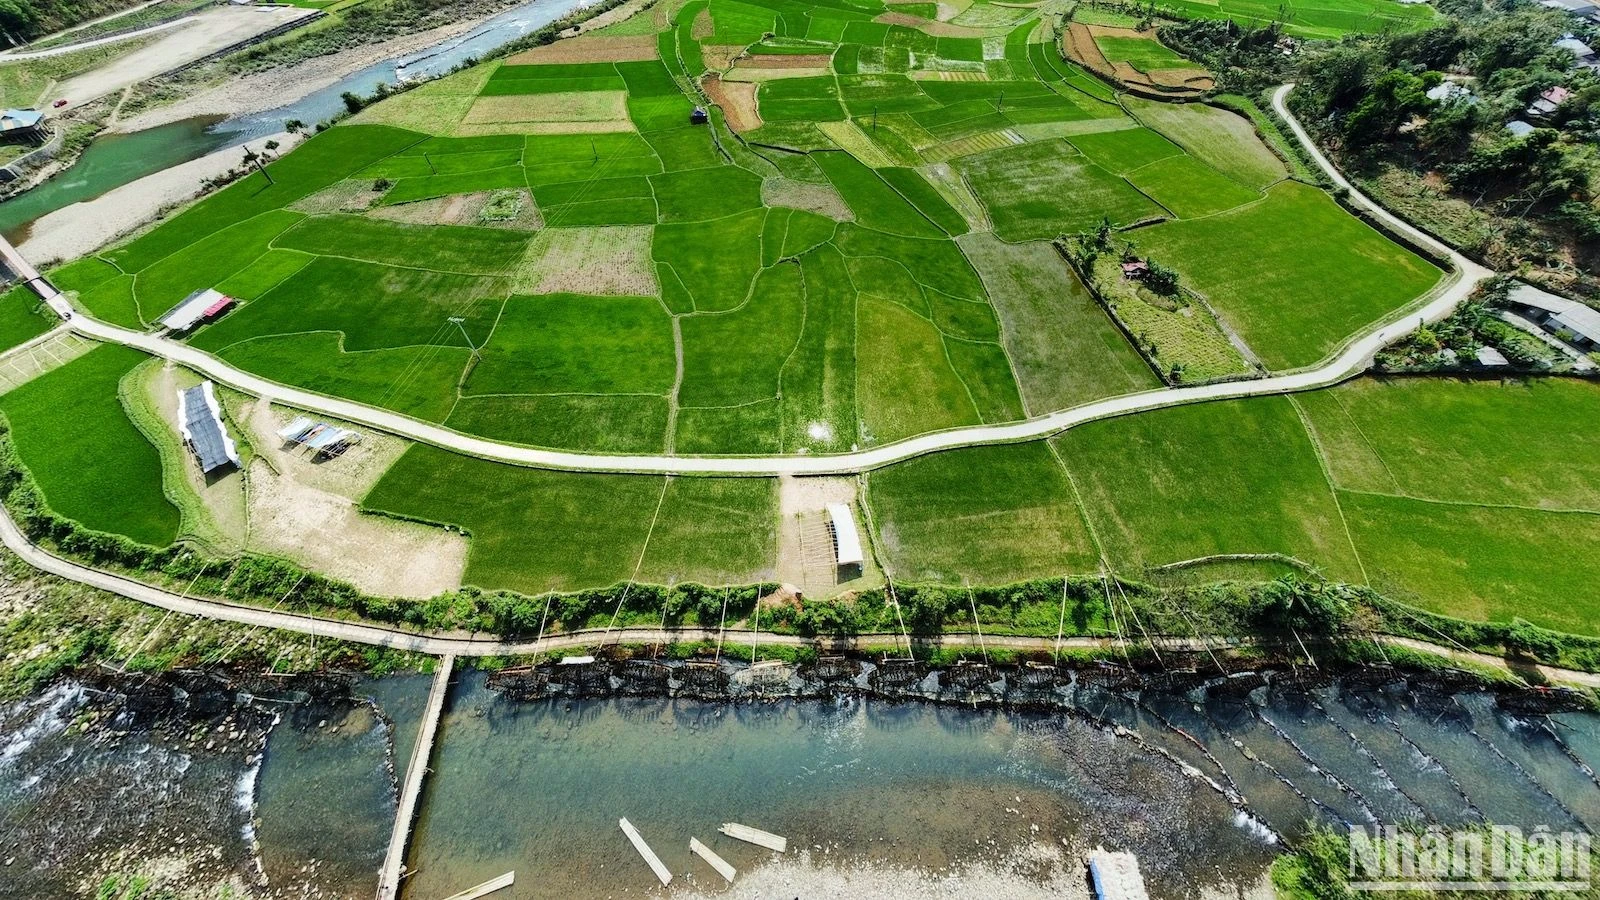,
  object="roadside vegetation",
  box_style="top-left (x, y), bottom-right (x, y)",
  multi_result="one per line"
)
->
top-left (0, 546), bottom-right (425, 701)
top-left (0, 0), bottom-right (150, 46)
top-left (1175, 0), bottom-right (1600, 305)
